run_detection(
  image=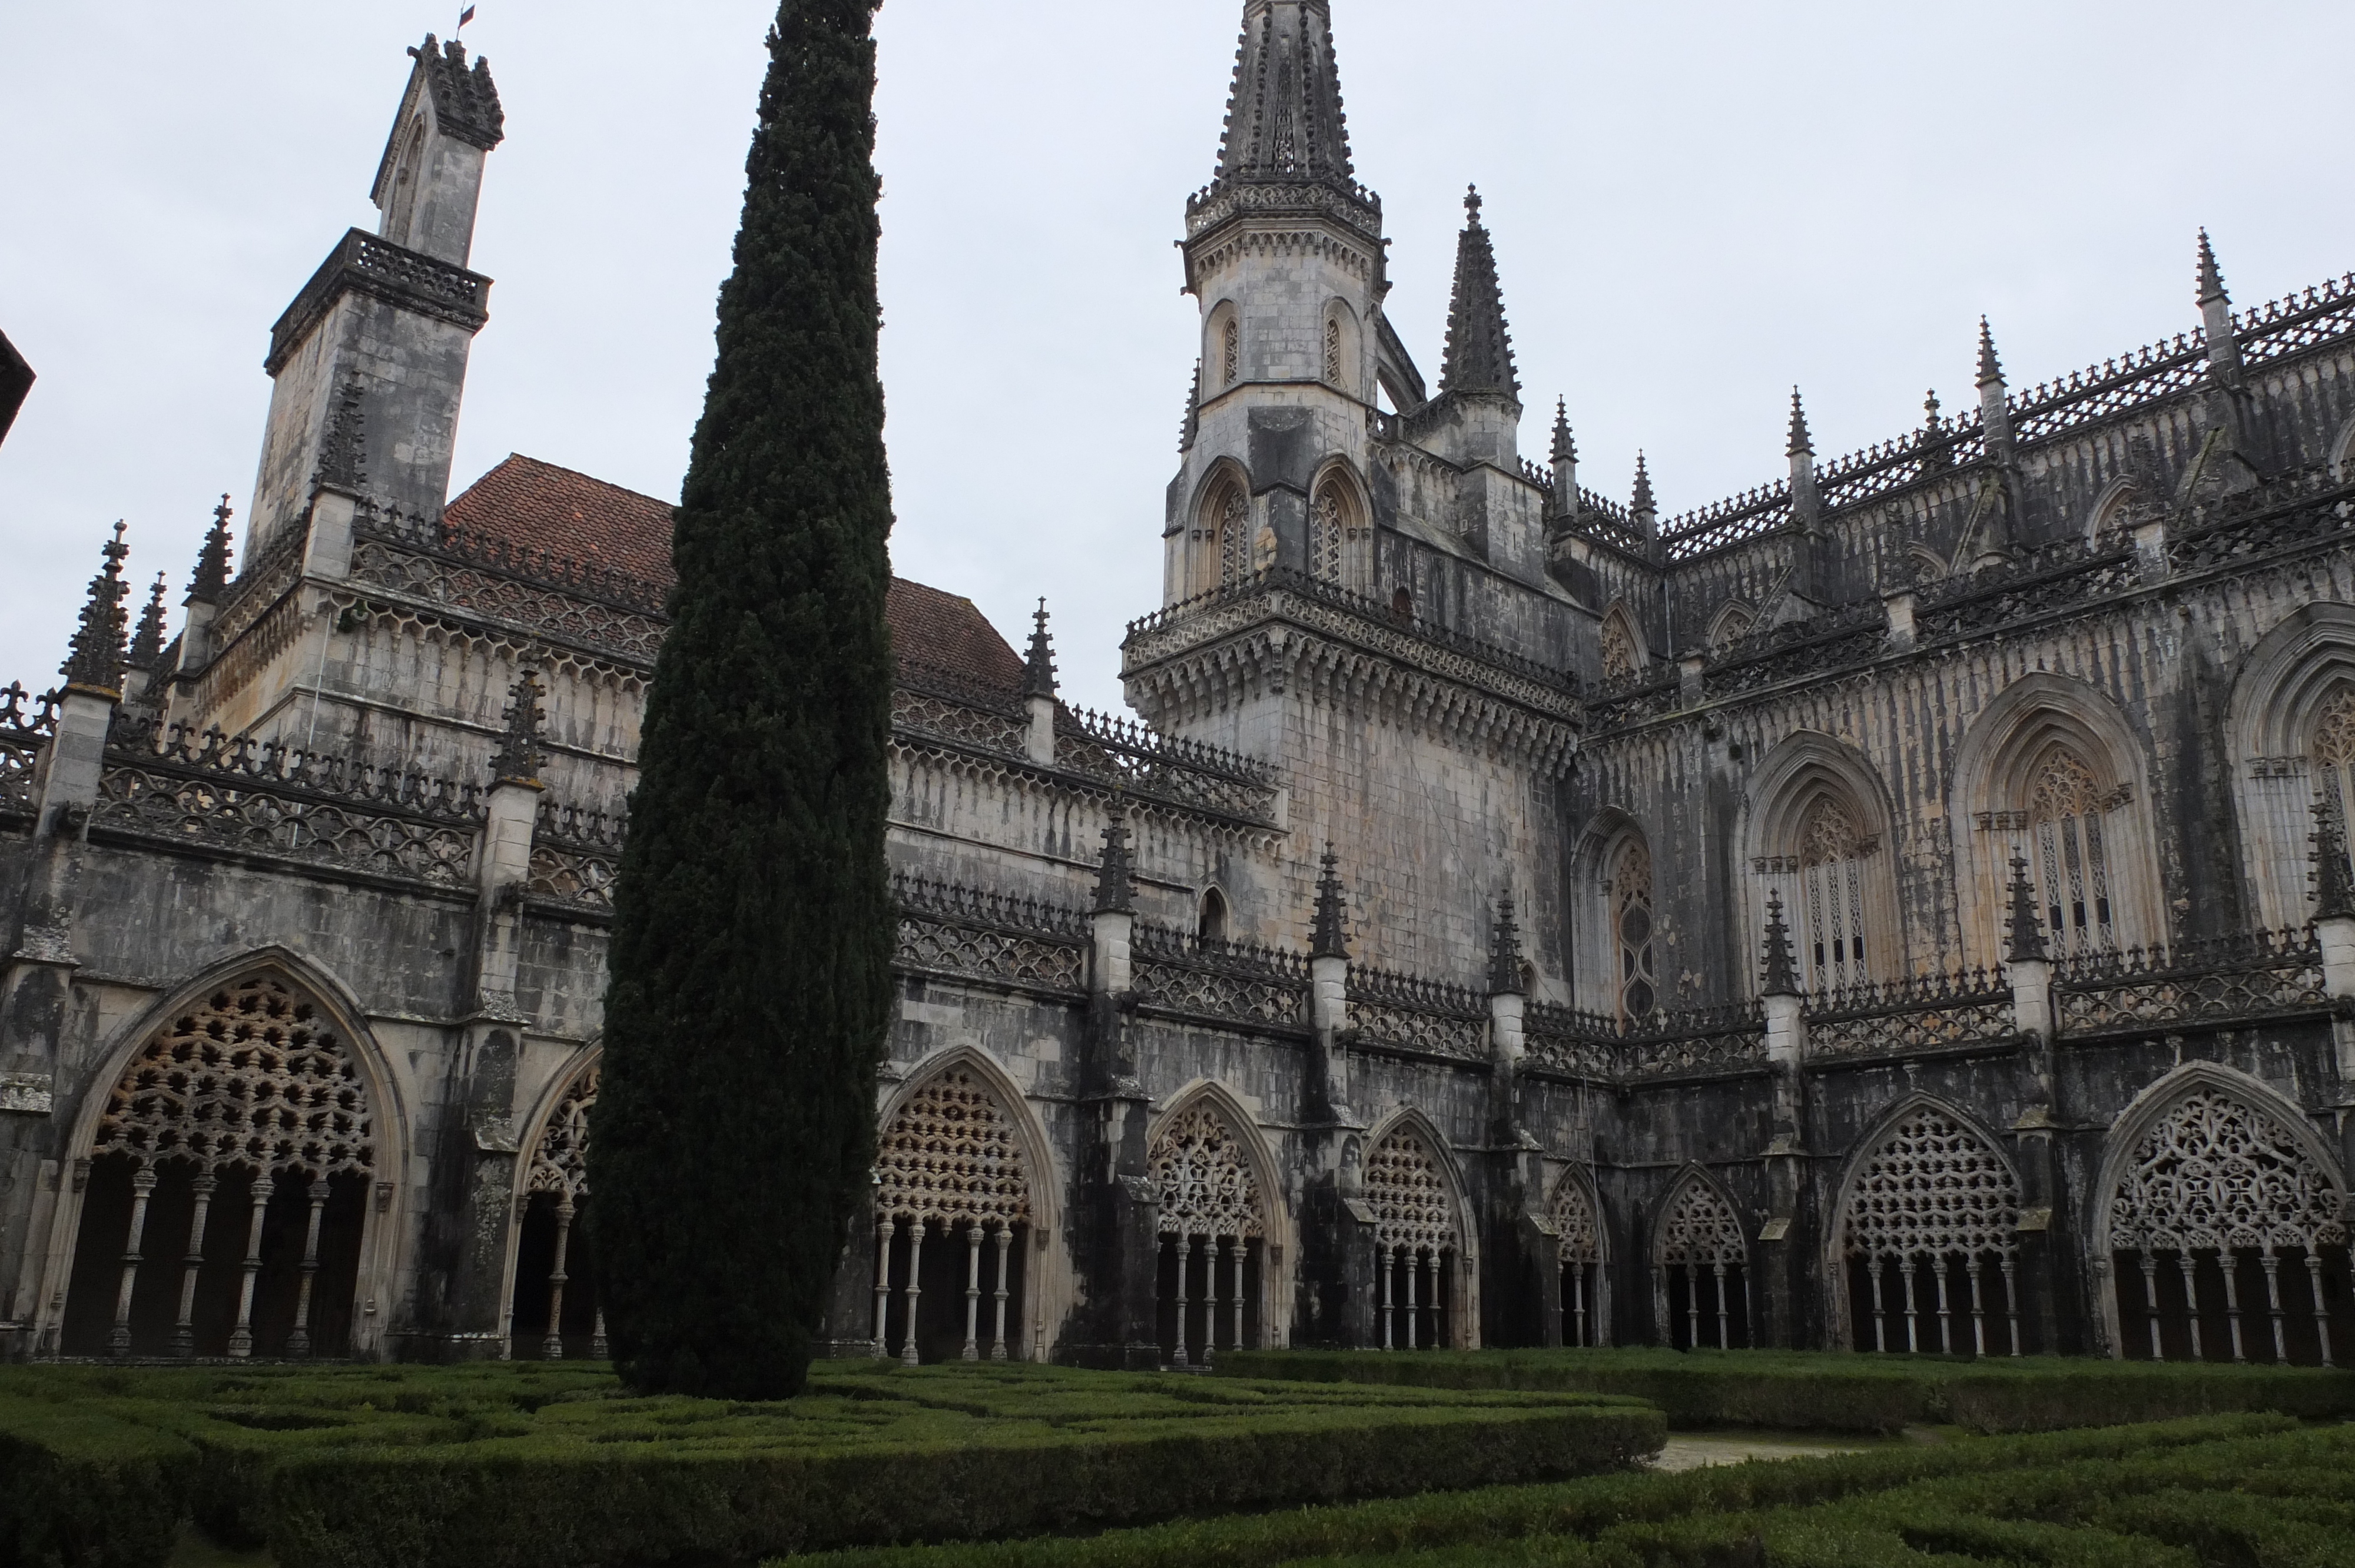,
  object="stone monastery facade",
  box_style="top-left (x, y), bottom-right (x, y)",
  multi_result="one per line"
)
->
top-left (4, 6), bottom-right (2354, 1370)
